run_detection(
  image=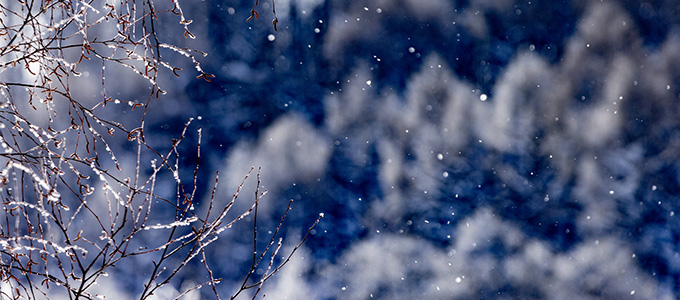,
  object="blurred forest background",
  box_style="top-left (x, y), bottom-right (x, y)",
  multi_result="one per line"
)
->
top-left (11, 0), bottom-right (680, 298)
